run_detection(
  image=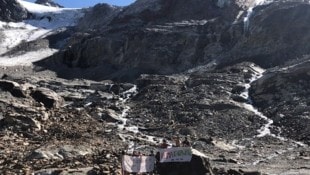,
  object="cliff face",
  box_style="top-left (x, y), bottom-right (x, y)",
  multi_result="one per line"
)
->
top-left (36, 0), bottom-right (246, 81)
top-left (36, 0), bottom-right (310, 82)
top-left (223, 1), bottom-right (310, 68)
top-left (0, 0), bottom-right (28, 22)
